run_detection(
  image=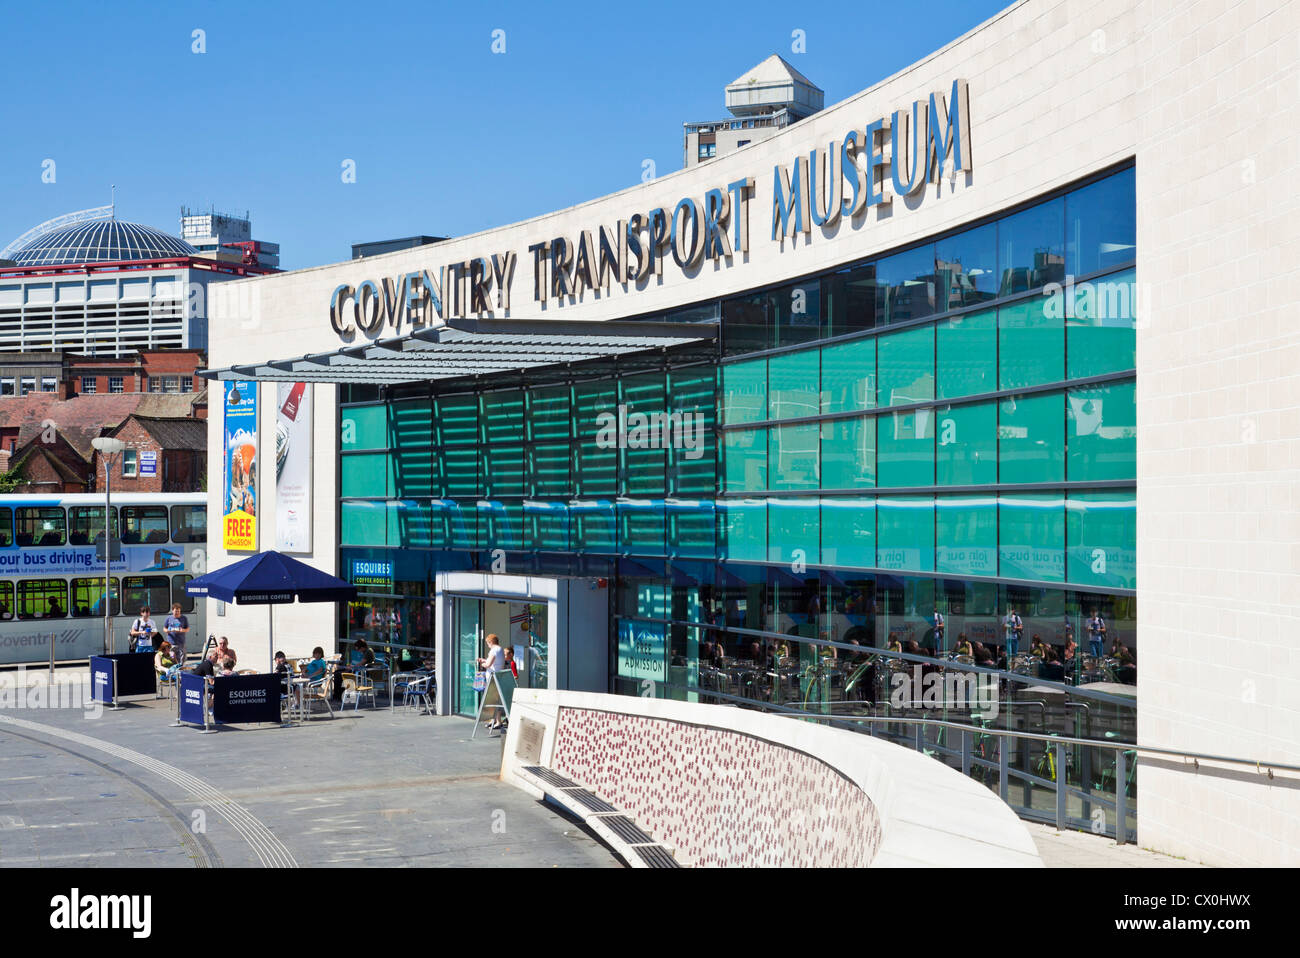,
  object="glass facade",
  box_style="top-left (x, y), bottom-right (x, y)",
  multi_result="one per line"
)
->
top-left (338, 164), bottom-right (1137, 734)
